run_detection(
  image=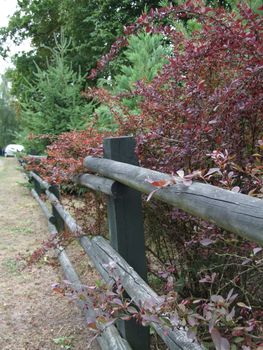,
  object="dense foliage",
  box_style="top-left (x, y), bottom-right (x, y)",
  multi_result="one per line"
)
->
top-left (0, 0), bottom-right (160, 100)
top-left (0, 76), bottom-right (18, 149)
top-left (92, 31), bottom-right (169, 130)
top-left (16, 34), bottom-right (94, 153)
top-left (2, 1), bottom-right (261, 100)
top-left (26, 2), bottom-right (263, 348)
top-left (3, 0), bottom-right (262, 348)
top-left (90, 1), bottom-right (263, 195)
